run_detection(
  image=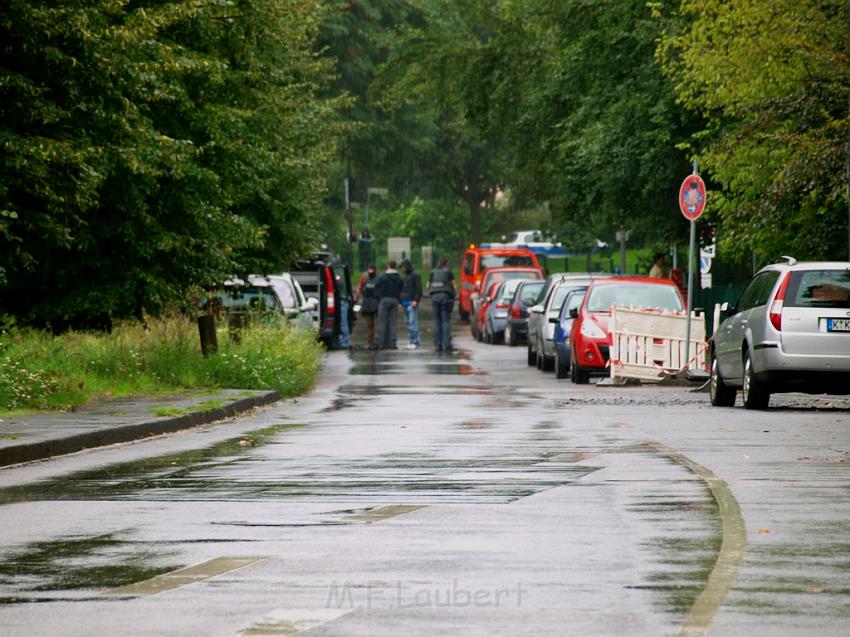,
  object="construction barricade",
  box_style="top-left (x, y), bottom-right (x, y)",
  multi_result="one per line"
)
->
top-left (609, 306), bottom-right (707, 382)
